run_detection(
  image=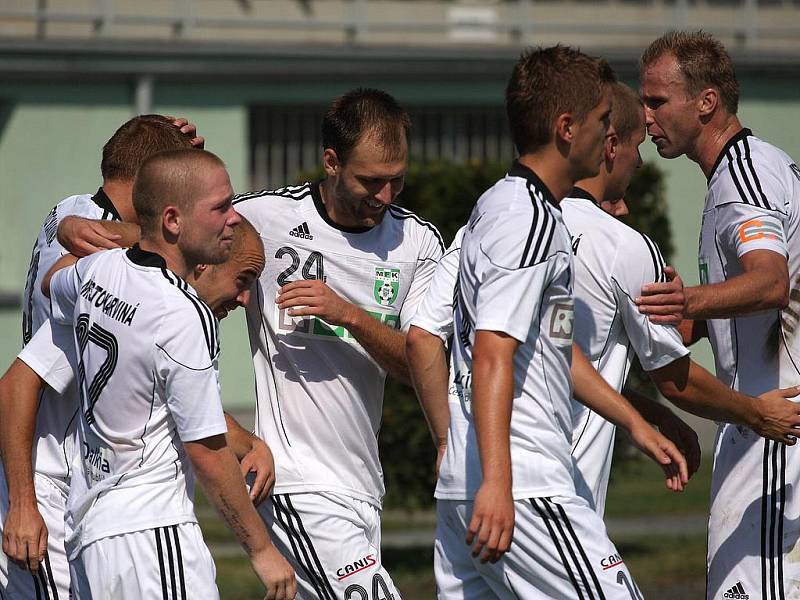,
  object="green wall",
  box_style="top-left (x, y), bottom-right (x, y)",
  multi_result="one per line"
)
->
top-left (1, 75), bottom-right (798, 408)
